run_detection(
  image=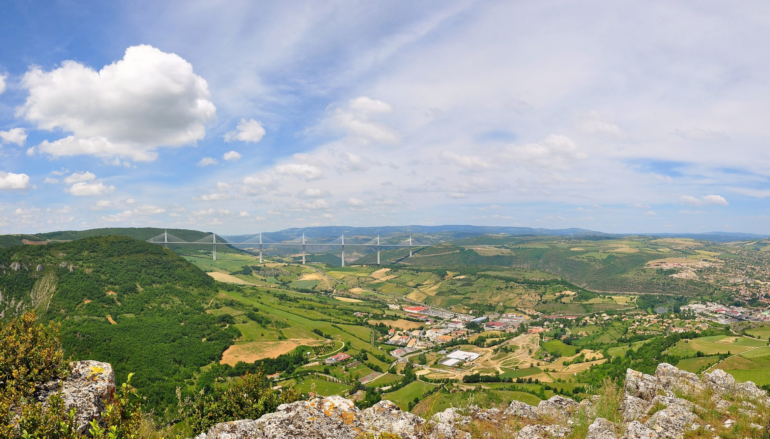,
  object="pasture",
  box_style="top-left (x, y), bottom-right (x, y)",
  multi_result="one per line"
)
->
top-left (666, 335), bottom-right (765, 357)
top-left (382, 381), bottom-right (437, 410)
